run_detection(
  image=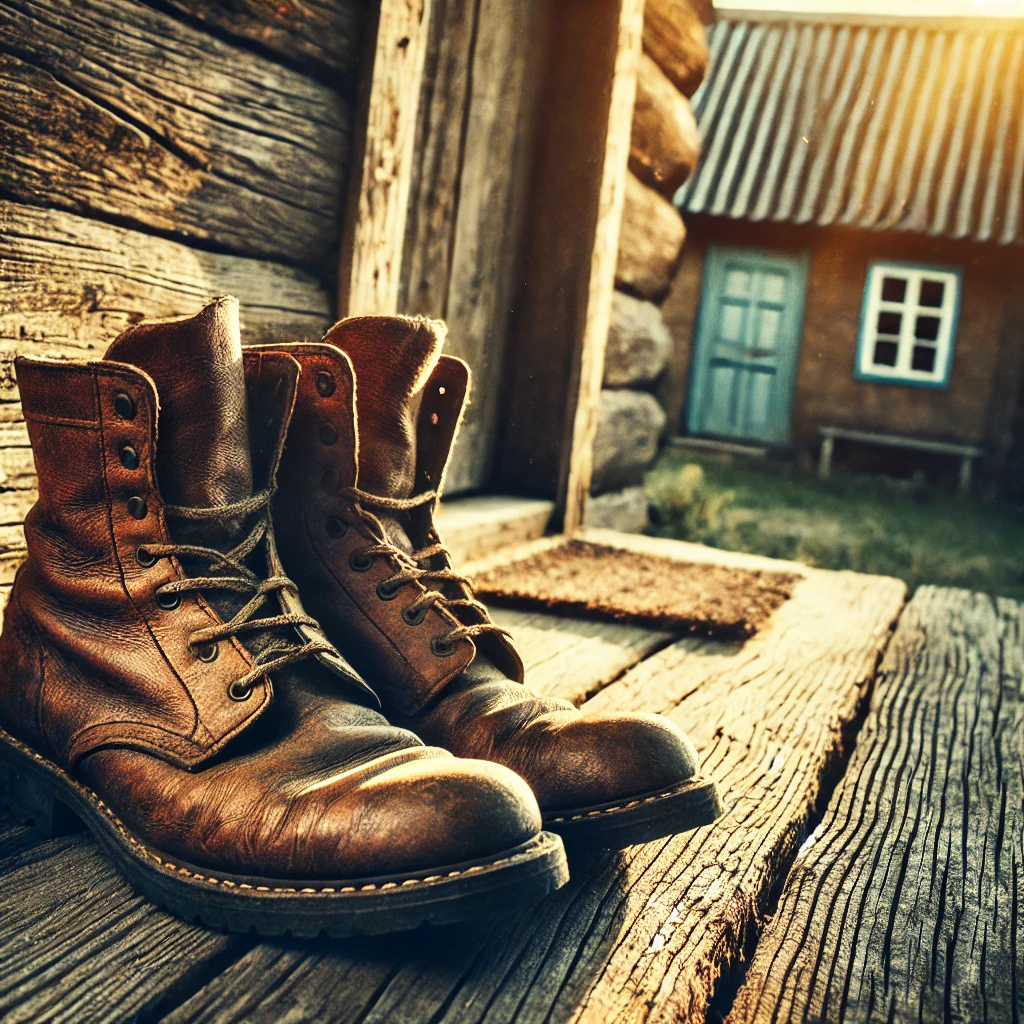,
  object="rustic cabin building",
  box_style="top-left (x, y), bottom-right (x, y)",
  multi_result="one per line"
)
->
top-left (660, 12), bottom-right (1024, 491)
